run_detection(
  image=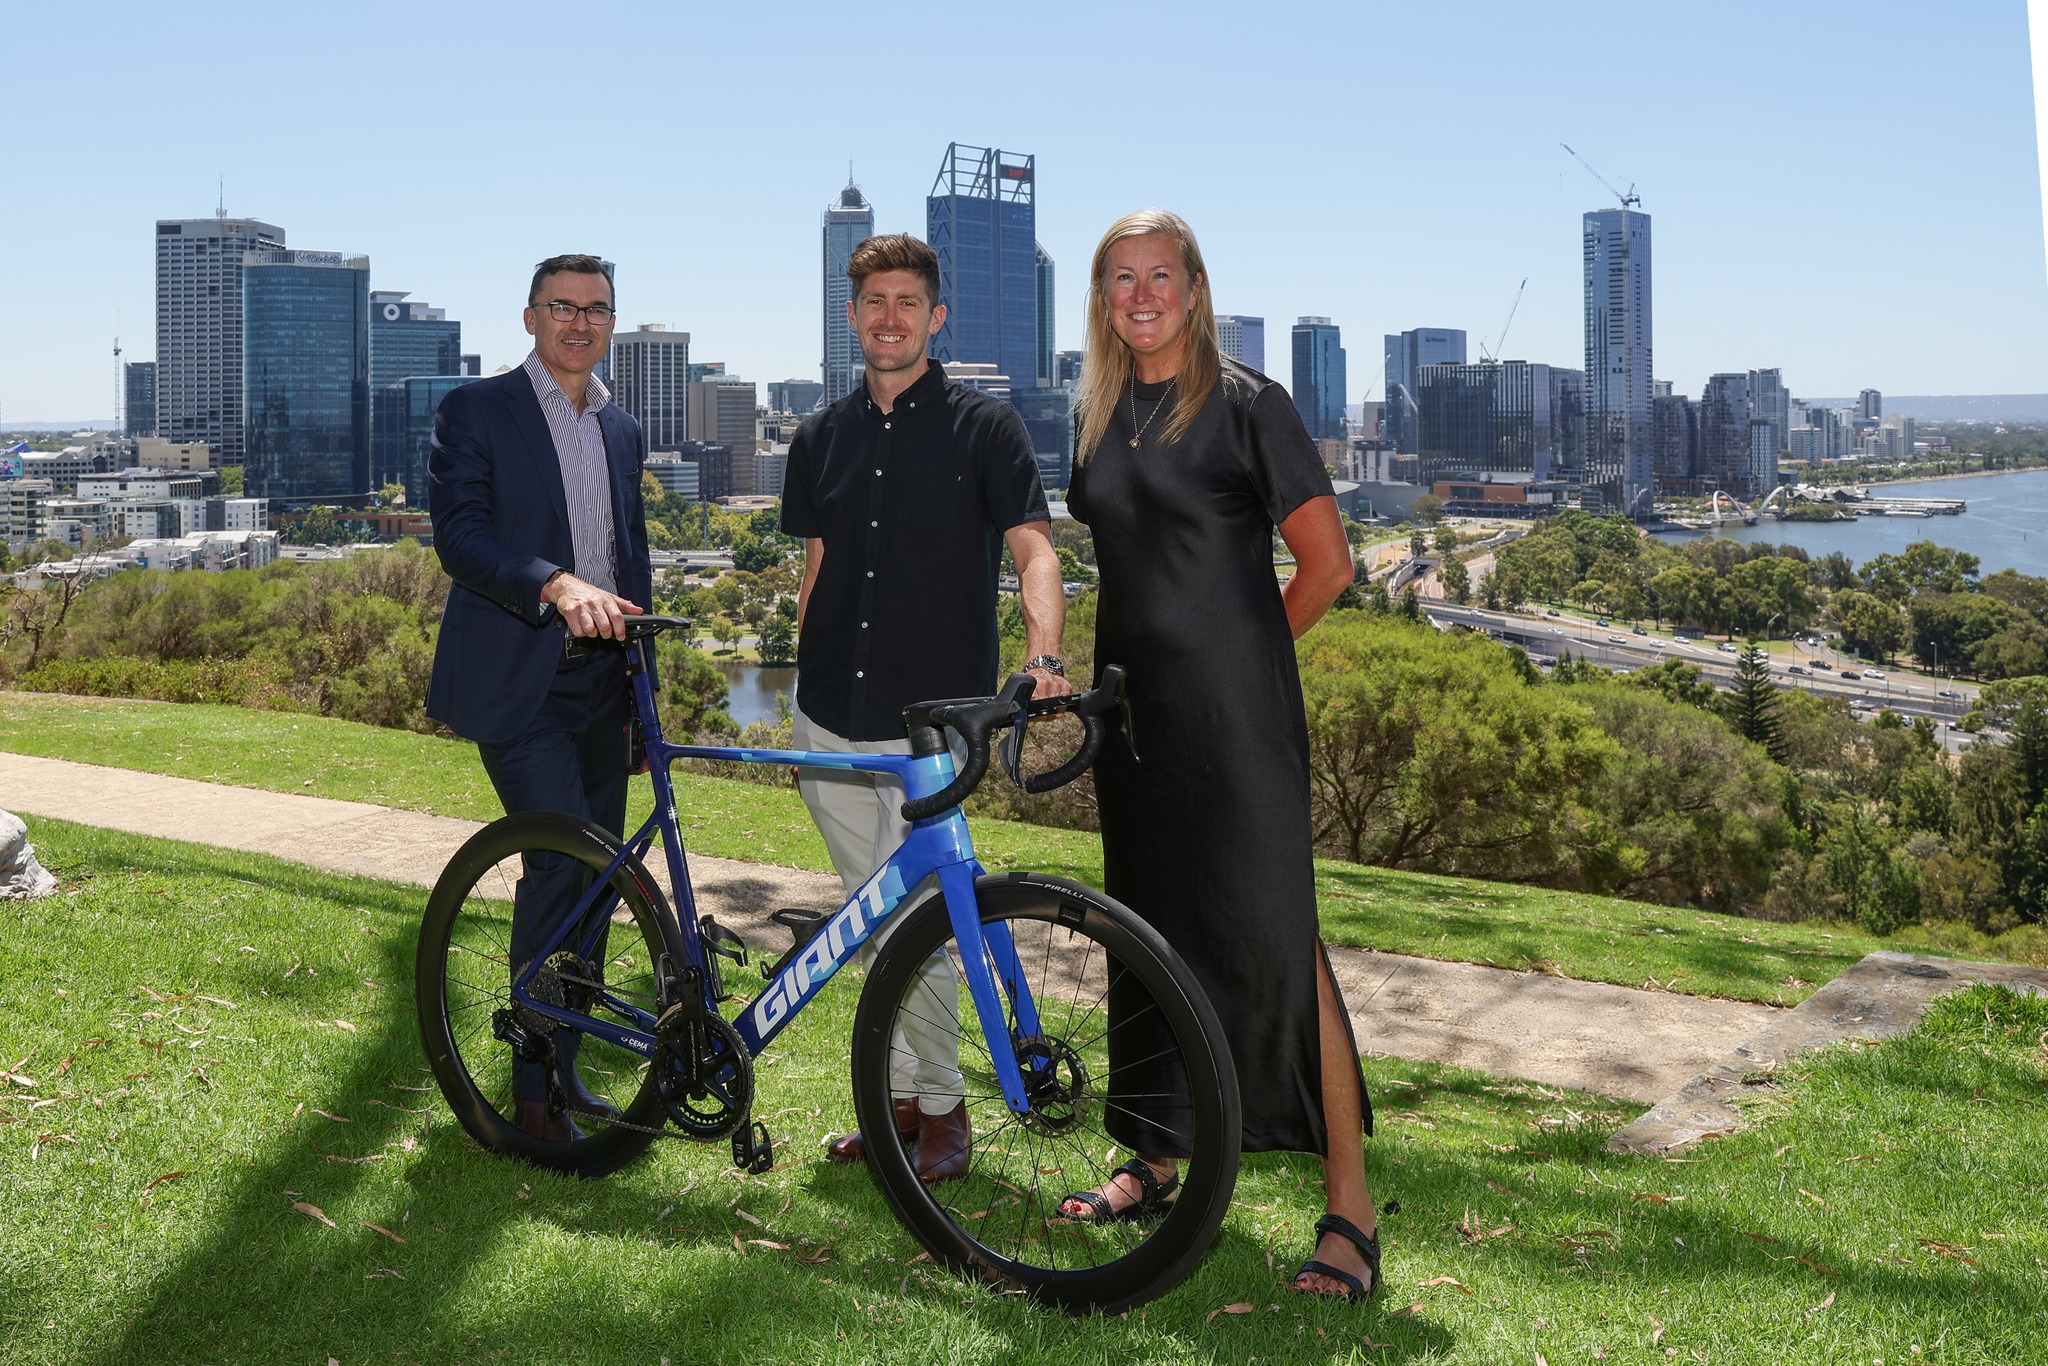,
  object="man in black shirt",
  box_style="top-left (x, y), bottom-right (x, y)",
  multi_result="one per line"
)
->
top-left (781, 234), bottom-right (1069, 1183)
